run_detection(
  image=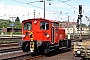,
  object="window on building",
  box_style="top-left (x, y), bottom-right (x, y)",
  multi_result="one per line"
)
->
top-left (40, 22), bottom-right (49, 30)
top-left (70, 29), bottom-right (72, 30)
top-left (15, 30), bottom-right (18, 32)
top-left (24, 22), bottom-right (32, 30)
